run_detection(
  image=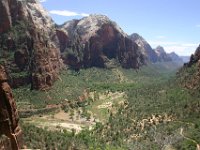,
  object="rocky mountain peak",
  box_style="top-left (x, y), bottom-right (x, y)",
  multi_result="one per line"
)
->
top-left (168, 52), bottom-right (183, 62)
top-left (61, 14), bottom-right (127, 43)
top-left (129, 33), bottom-right (158, 63)
top-left (130, 33), bottom-right (150, 48)
top-left (26, 0), bottom-right (53, 24)
top-left (154, 46), bottom-right (172, 62)
top-left (155, 46), bottom-right (165, 54)
top-left (130, 33), bottom-right (143, 42)
top-left (57, 14), bottom-right (144, 69)
top-left (77, 14), bottom-right (127, 38)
